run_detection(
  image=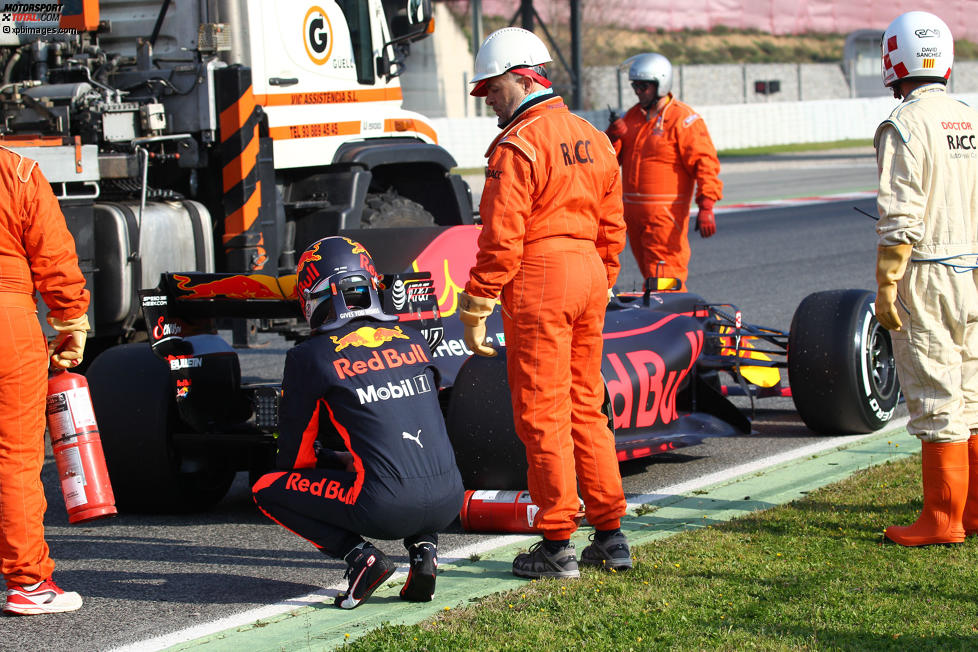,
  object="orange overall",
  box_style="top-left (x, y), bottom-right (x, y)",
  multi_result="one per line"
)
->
top-left (0, 148), bottom-right (89, 587)
top-left (465, 96), bottom-right (628, 539)
top-left (614, 95), bottom-right (722, 284)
